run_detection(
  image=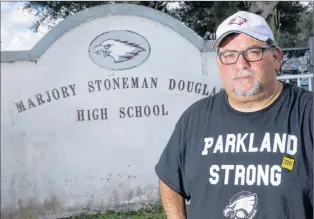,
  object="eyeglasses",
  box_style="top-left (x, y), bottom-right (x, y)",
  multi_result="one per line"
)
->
top-left (217, 46), bottom-right (275, 65)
